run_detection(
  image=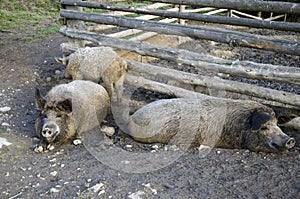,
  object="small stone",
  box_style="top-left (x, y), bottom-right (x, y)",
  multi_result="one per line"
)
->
top-left (126, 145), bottom-right (133, 149)
top-left (151, 145), bottom-right (159, 150)
top-left (50, 171), bottom-right (57, 176)
top-left (50, 187), bottom-right (59, 193)
top-left (121, 160), bottom-right (130, 164)
top-left (99, 190), bottom-right (105, 195)
top-left (101, 126), bottom-right (115, 136)
top-left (55, 70), bottom-right (61, 75)
top-left (0, 137), bottom-right (12, 148)
top-left (73, 139), bottom-right (82, 145)
top-left (128, 191), bottom-right (145, 199)
top-left (1, 122), bottom-right (10, 127)
top-left (0, 106), bottom-right (11, 113)
top-left (88, 182), bottom-right (104, 193)
top-left (46, 77), bottom-right (52, 82)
